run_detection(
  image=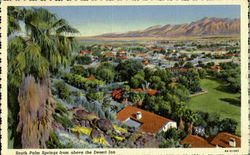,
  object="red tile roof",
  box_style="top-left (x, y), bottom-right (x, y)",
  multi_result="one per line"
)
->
top-left (116, 56), bottom-right (127, 59)
top-left (211, 65), bottom-right (220, 68)
top-left (104, 53), bottom-right (114, 57)
top-left (79, 50), bottom-right (94, 54)
top-left (130, 88), bottom-right (143, 92)
top-left (146, 89), bottom-right (157, 96)
top-left (224, 54), bottom-right (235, 57)
top-left (181, 135), bottom-right (215, 148)
top-left (168, 67), bottom-right (188, 72)
top-left (86, 76), bottom-right (96, 80)
top-left (116, 105), bottom-right (174, 133)
top-left (209, 132), bottom-right (241, 148)
top-left (130, 88), bottom-right (157, 96)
